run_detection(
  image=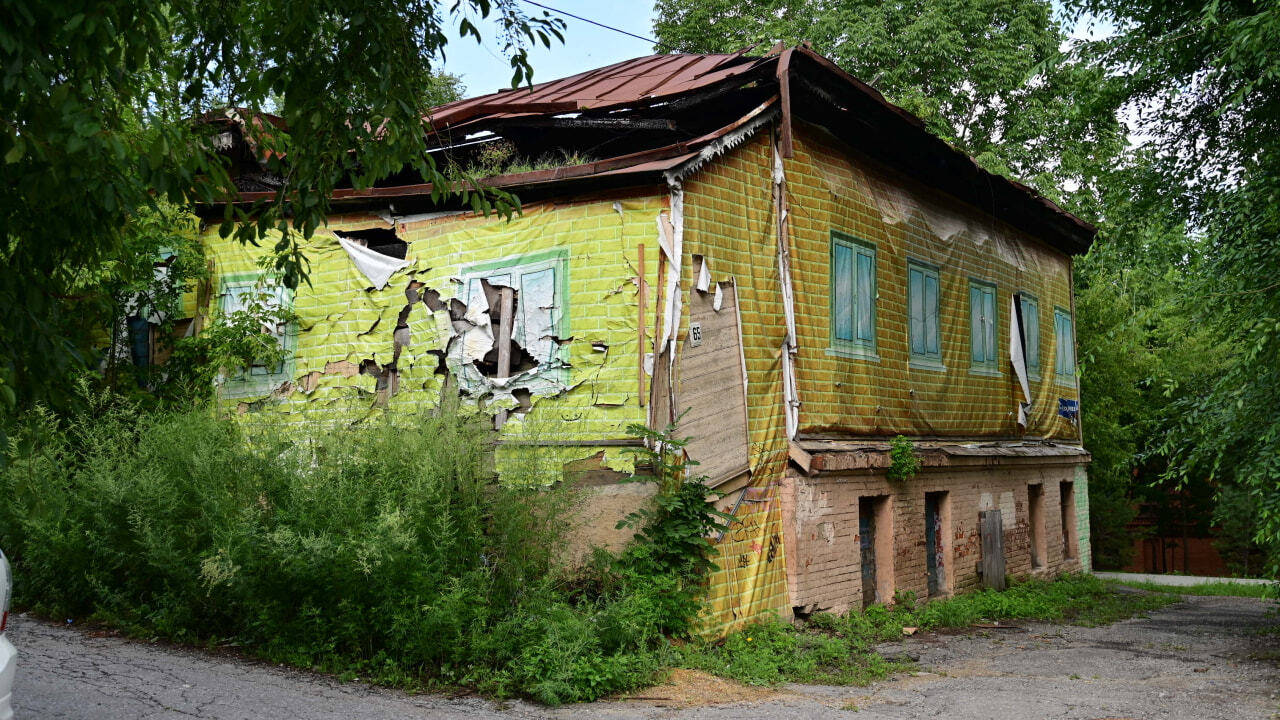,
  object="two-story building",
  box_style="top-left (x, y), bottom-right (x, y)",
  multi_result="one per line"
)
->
top-left (188, 47), bottom-right (1094, 634)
